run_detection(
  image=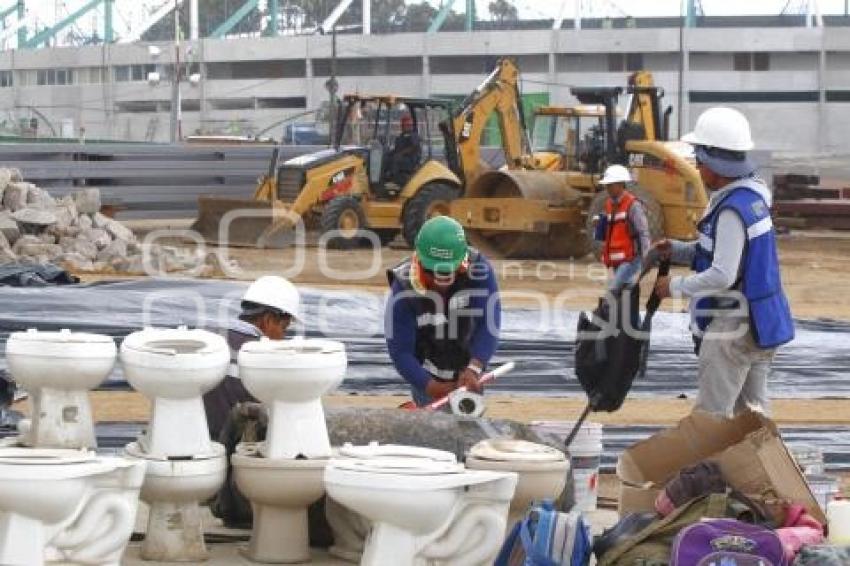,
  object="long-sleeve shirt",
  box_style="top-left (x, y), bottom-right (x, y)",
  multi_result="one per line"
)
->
top-left (627, 198), bottom-right (652, 258)
top-left (668, 177), bottom-right (773, 299)
top-left (385, 259), bottom-right (501, 391)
